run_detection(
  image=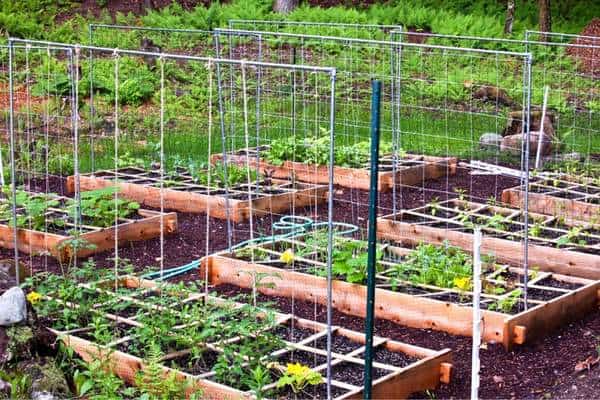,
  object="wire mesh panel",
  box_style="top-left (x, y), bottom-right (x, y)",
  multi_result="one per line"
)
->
top-left (228, 19), bottom-right (402, 40)
top-left (214, 28), bottom-right (532, 224)
top-left (523, 31), bottom-right (599, 173)
top-left (6, 39), bottom-right (336, 286)
top-left (393, 30), bottom-right (600, 174)
top-left (0, 45), bottom-right (82, 282)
